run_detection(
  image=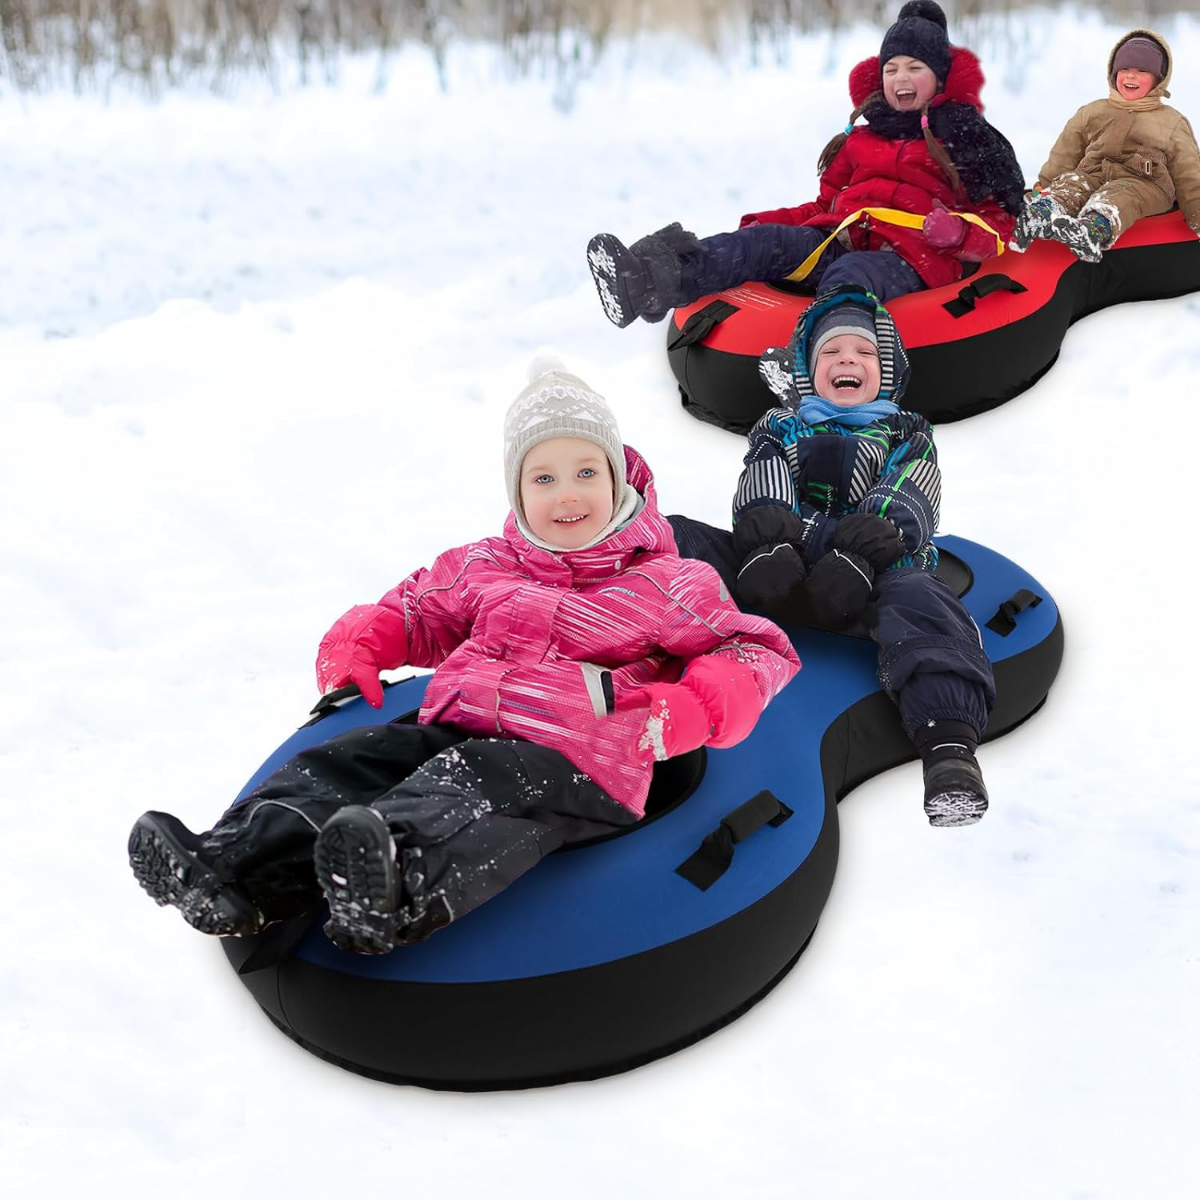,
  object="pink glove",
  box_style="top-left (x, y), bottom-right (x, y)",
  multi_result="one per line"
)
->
top-left (923, 199), bottom-right (968, 249)
top-left (314, 604), bottom-right (408, 708)
top-left (616, 656), bottom-right (764, 764)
